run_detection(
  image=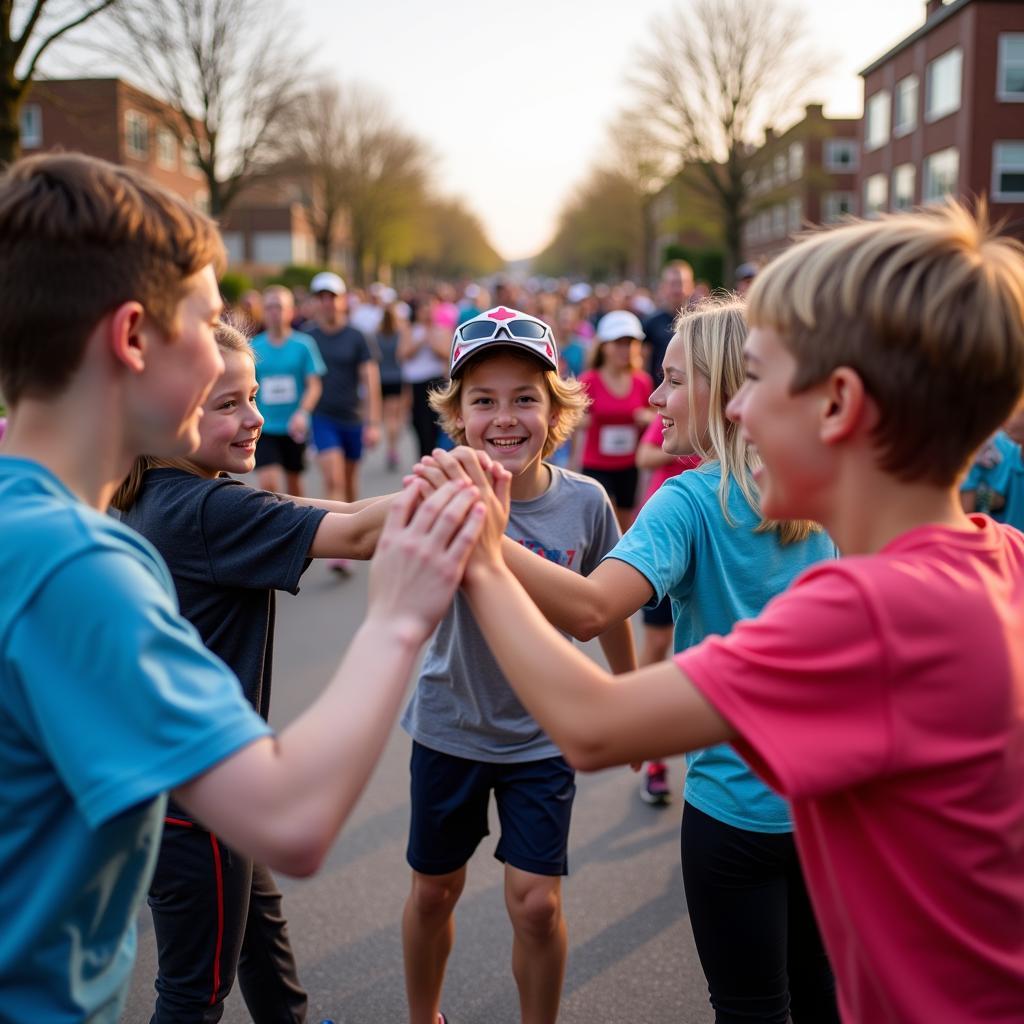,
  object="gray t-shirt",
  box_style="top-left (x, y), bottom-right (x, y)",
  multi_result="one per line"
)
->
top-left (401, 464), bottom-right (620, 762)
